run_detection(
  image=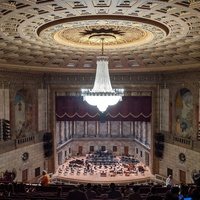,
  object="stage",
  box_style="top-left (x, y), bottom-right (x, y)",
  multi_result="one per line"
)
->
top-left (53, 155), bottom-right (154, 184)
